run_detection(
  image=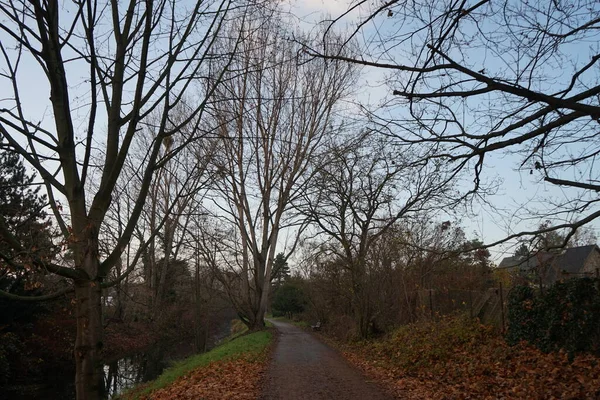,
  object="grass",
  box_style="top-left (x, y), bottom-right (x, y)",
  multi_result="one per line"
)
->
top-left (292, 320), bottom-right (310, 328)
top-left (271, 315), bottom-right (310, 328)
top-left (120, 329), bottom-right (271, 400)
